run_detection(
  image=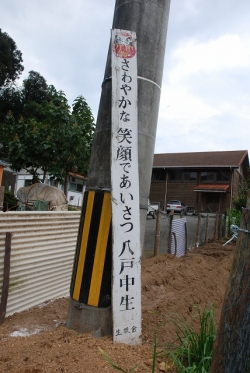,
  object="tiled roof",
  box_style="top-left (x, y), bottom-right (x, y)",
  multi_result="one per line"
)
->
top-left (153, 150), bottom-right (249, 168)
top-left (68, 172), bottom-right (86, 180)
top-left (194, 184), bottom-right (230, 193)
